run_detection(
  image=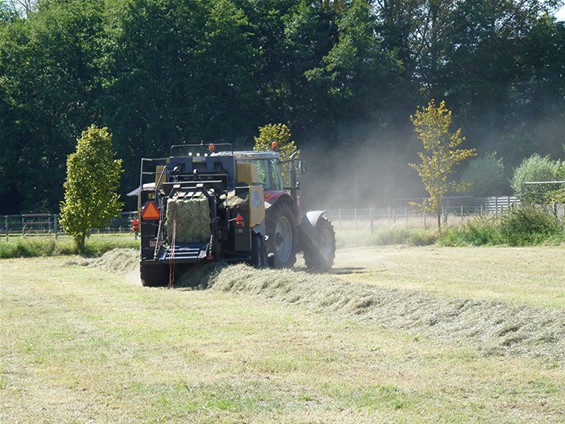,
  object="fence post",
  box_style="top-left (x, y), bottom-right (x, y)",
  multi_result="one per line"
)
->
top-left (495, 197), bottom-right (498, 217)
top-left (4, 215), bottom-right (8, 241)
top-left (54, 214), bottom-right (58, 239)
top-left (370, 208), bottom-right (374, 234)
top-left (461, 205), bottom-right (464, 224)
